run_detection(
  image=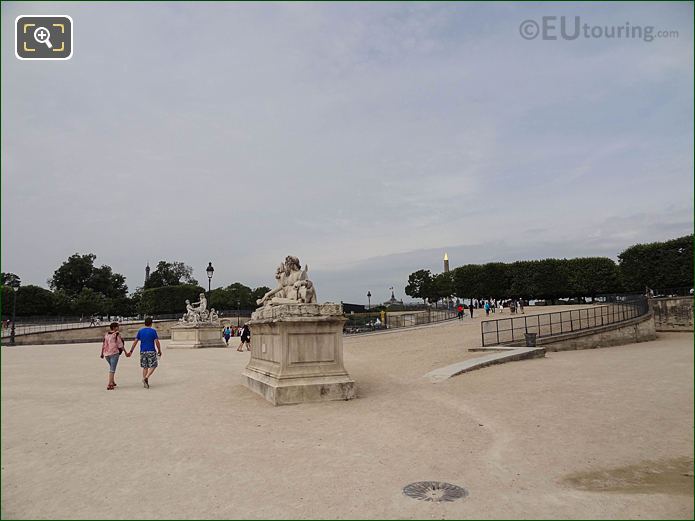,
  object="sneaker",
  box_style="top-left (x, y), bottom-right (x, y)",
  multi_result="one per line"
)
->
top-left (143, 378), bottom-right (149, 389)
